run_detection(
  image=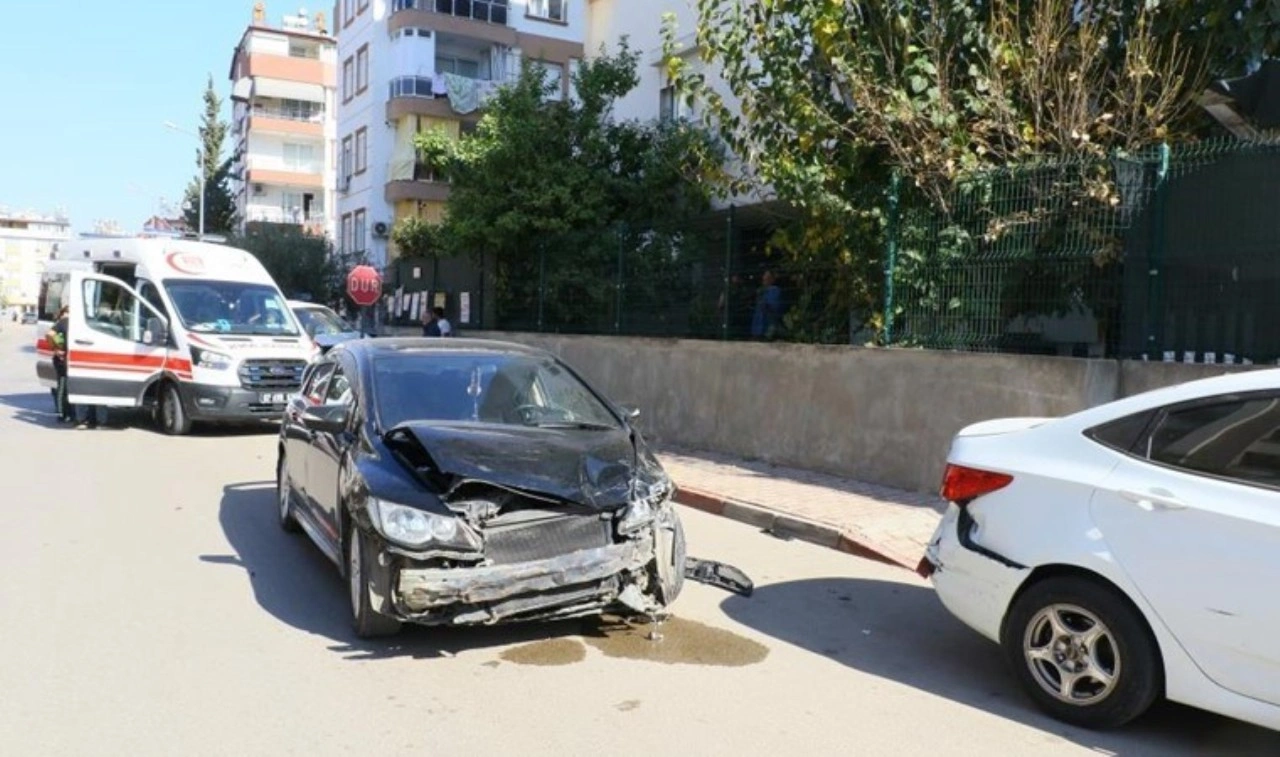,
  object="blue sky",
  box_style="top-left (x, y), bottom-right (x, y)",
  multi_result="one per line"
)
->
top-left (0, 0), bottom-right (251, 234)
